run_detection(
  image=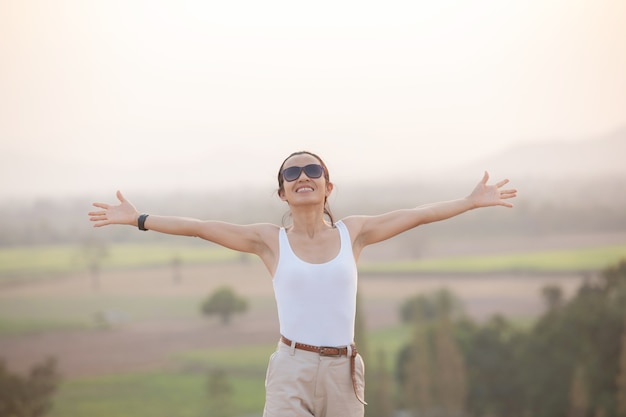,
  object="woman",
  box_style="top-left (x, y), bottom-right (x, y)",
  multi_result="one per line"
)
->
top-left (88, 150), bottom-right (517, 417)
